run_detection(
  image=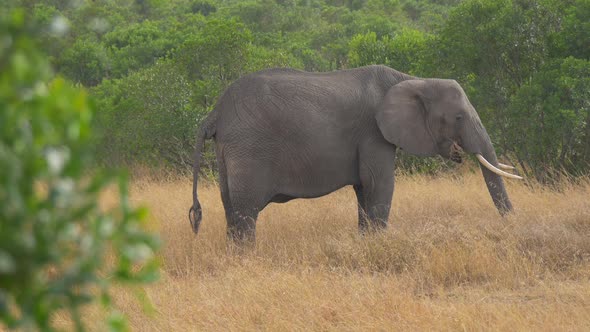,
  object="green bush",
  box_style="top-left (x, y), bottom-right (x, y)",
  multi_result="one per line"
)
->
top-left (348, 28), bottom-right (429, 74)
top-left (507, 57), bottom-right (590, 180)
top-left (93, 60), bottom-right (204, 169)
top-left (0, 10), bottom-right (159, 331)
top-left (59, 38), bottom-right (110, 86)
